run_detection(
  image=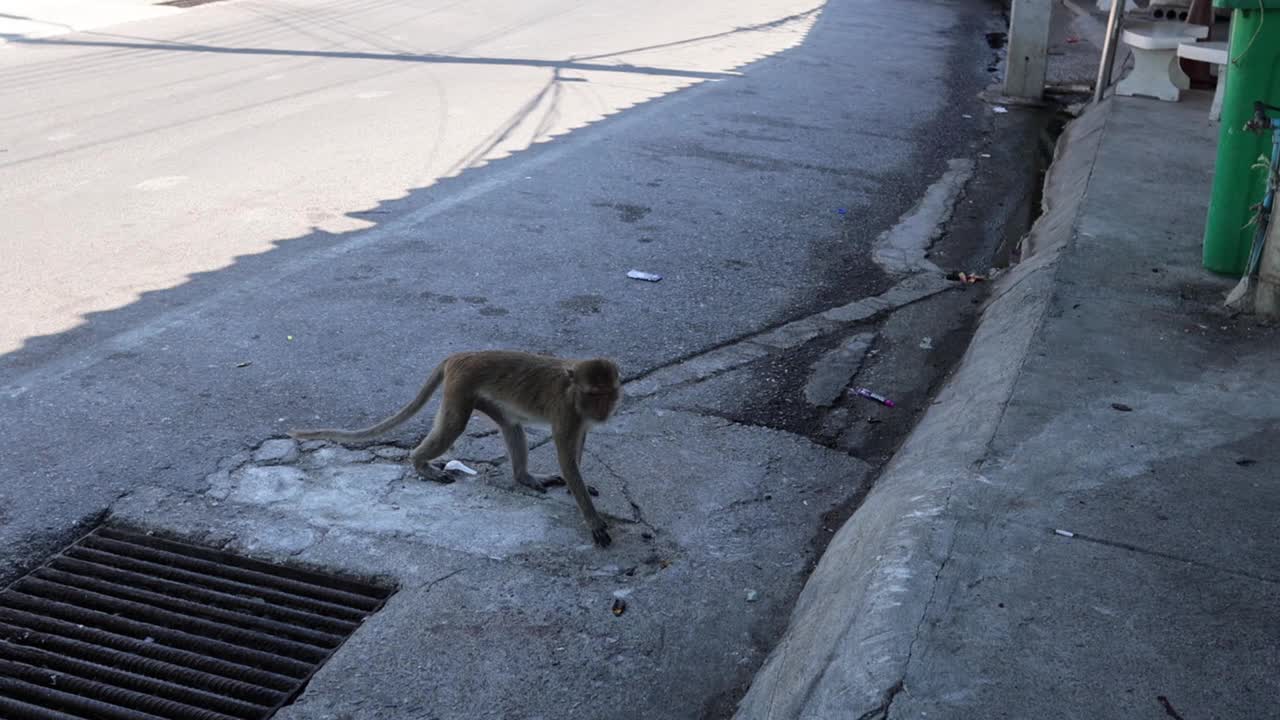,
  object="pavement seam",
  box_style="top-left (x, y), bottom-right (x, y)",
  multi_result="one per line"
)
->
top-left (622, 274), bottom-right (958, 401)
